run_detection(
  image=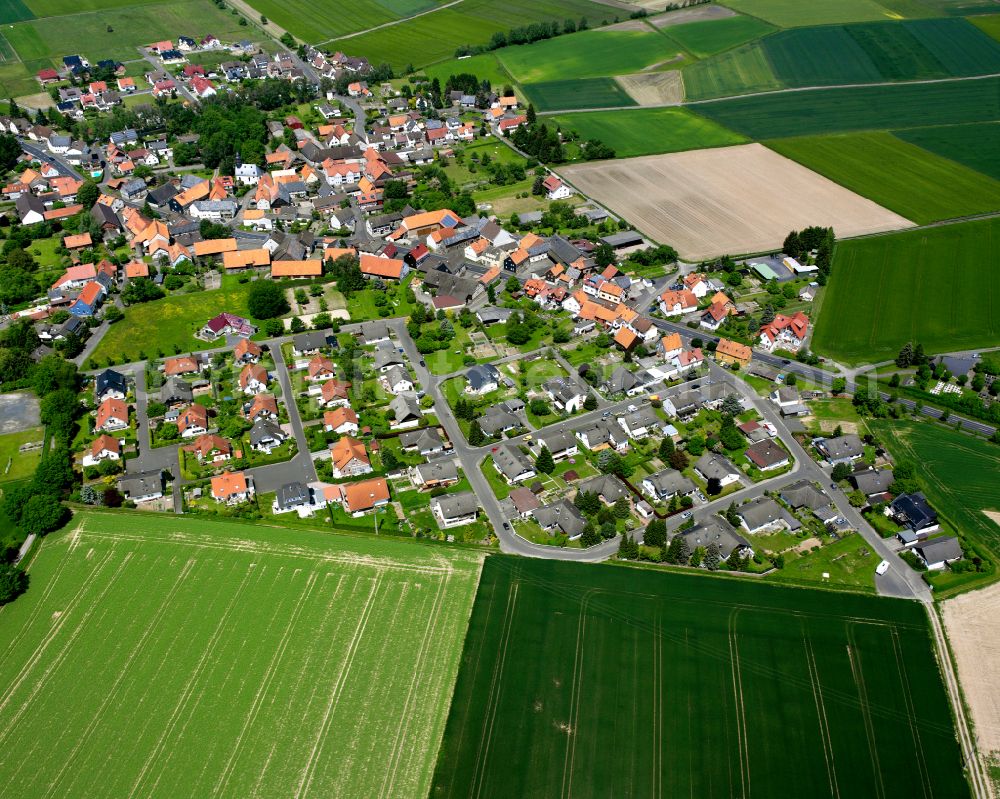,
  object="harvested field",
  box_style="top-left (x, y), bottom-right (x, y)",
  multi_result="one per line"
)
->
top-left (560, 143), bottom-right (912, 259)
top-left (649, 3), bottom-right (736, 26)
top-left (943, 580), bottom-right (1000, 791)
top-left (615, 69), bottom-right (684, 104)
